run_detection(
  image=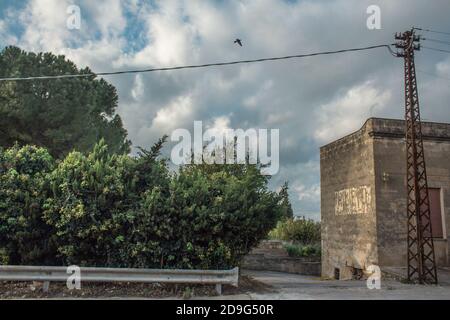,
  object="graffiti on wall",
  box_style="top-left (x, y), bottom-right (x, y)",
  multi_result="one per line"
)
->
top-left (335, 186), bottom-right (372, 215)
